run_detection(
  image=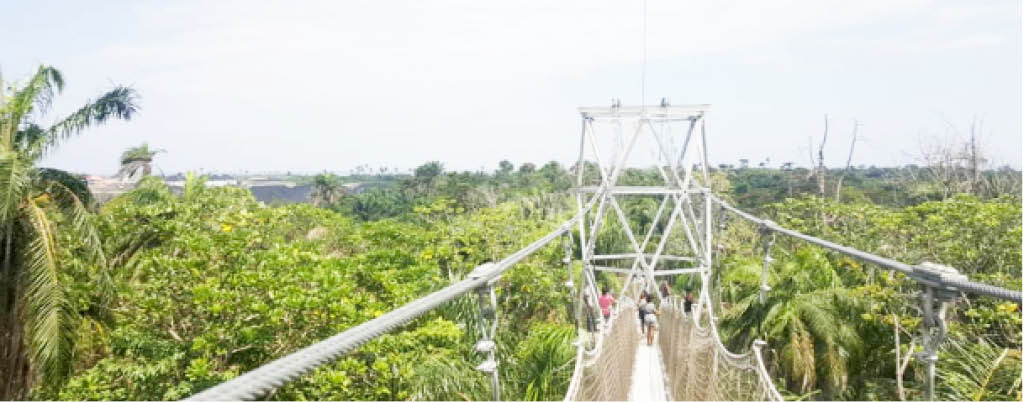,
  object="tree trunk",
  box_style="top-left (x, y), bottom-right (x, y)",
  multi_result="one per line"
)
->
top-left (967, 120), bottom-right (983, 195)
top-left (1, 223), bottom-right (30, 400)
top-left (1, 222), bottom-right (15, 399)
top-left (816, 115), bottom-right (829, 197)
top-left (894, 315), bottom-right (904, 401)
top-left (834, 121), bottom-right (858, 202)
top-left (894, 315), bottom-right (915, 401)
